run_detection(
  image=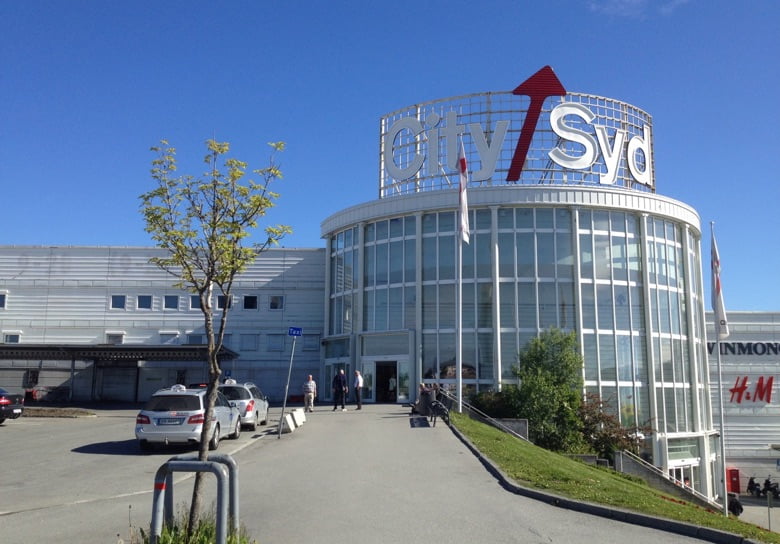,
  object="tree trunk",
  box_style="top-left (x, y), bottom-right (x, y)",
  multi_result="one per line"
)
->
top-left (187, 288), bottom-right (221, 536)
